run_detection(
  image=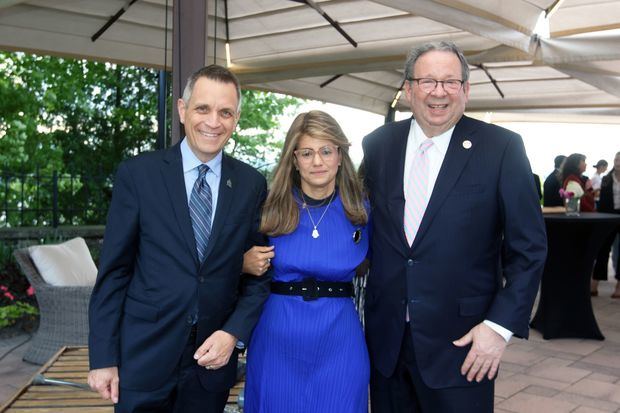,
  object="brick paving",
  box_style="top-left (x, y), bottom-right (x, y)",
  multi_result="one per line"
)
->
top-left (2, 279), bottom-right (620, 412)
